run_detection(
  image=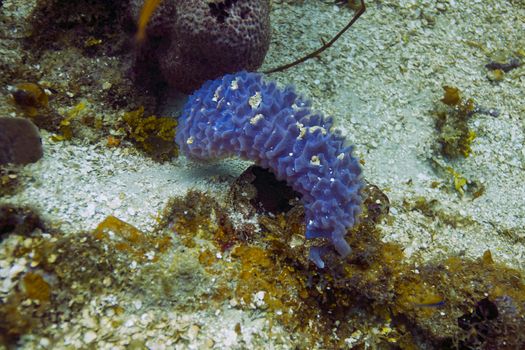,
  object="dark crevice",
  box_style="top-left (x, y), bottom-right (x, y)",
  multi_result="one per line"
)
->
top-left (0, 205), bottom-right (45, 242)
